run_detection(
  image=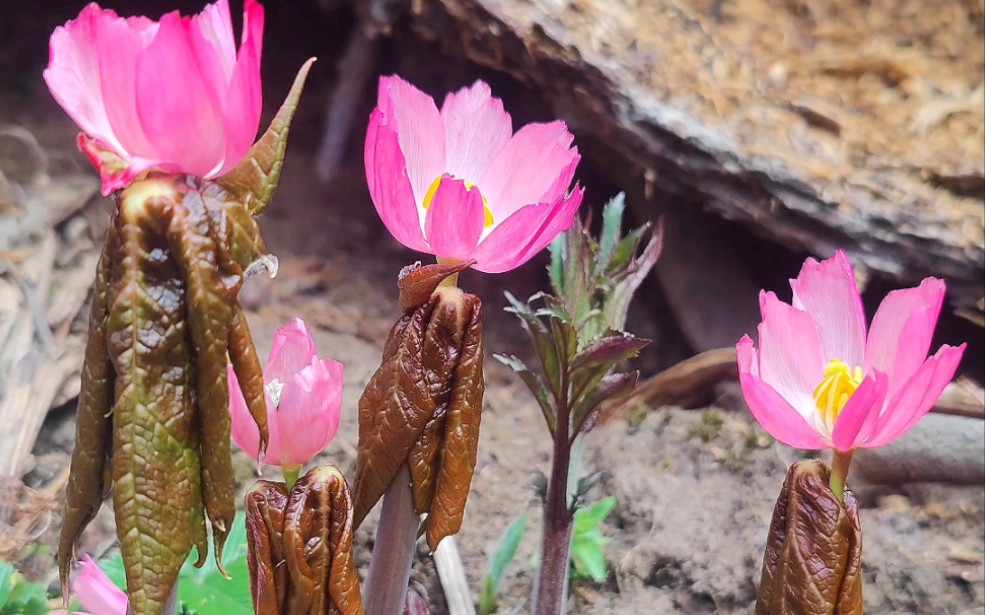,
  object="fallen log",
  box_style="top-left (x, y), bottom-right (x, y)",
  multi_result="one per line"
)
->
top-left (406, 0), bottom-right (985, 317)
